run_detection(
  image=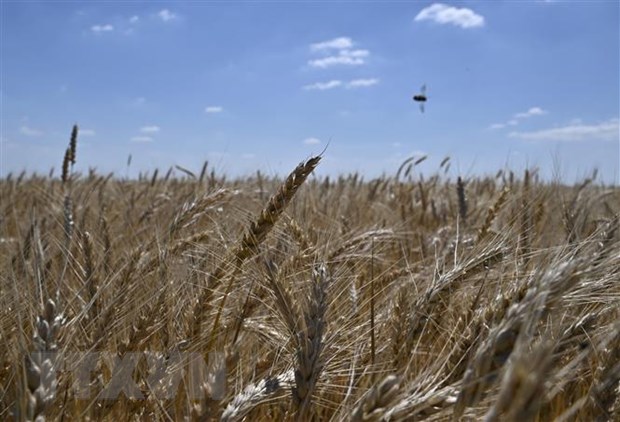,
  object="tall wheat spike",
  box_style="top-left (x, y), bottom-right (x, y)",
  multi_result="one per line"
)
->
top-left (191, 155), bottom-right (322, 344)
